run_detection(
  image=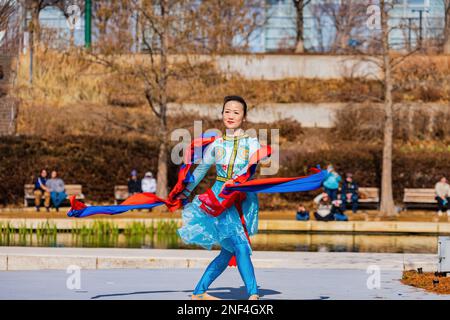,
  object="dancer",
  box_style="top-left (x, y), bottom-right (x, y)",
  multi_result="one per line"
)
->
top-left (67, 95), bottom-right (327, 301)
top-left (176, 96), bottom-right (261, 300)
